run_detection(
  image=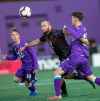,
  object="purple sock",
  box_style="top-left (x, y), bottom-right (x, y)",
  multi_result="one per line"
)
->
top-left (54, 76), bottom-right (62, 96)
top-left (95, 78), bottom-right (100, 85)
